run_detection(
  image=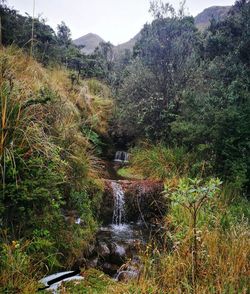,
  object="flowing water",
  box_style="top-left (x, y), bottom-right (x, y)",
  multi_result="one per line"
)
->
top-left (111, 181), bottom-right (126, 226)
top-left (96, 180), bottom-right (148, 280)
top-left (39, 159), bottom-right (151, 291)
top-left (114, 151), bottom-right (129, 163)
